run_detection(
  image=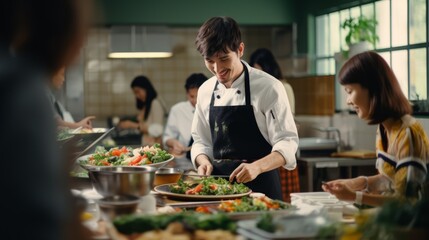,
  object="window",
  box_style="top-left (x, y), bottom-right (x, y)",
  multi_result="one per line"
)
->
top-left (315, 0), bottom-right (428, 114)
